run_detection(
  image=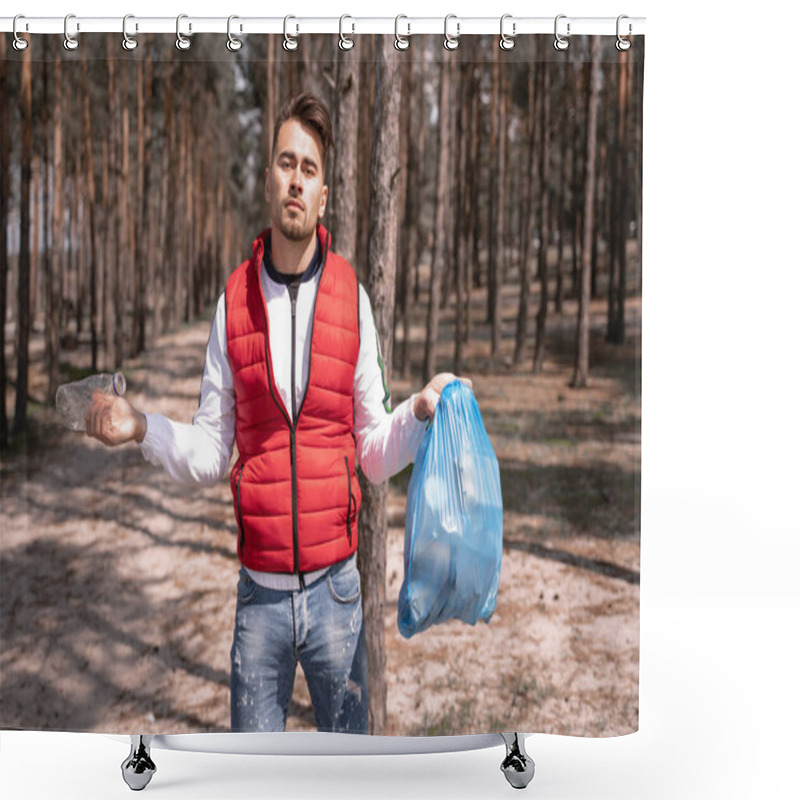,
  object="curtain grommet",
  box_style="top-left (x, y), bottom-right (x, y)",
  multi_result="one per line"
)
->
top-left (394, 15), bottom-right (410, 51)
top-left (227, 15), bottom-right (243, 52)
top-left (12, 14), bottom-right (29, 51)
top-left (443, 14), bottom-right (460, 51)
top-left (64, 13), bottom-right (79, 51)
top-left (616, 15), bottom-right (632, 51)
top-left (499, 14), bottom-right (516, 51)
top-left (283, 15), bottom-right (299, 51)
top-left (554, 14), bottom-right (570, 51)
